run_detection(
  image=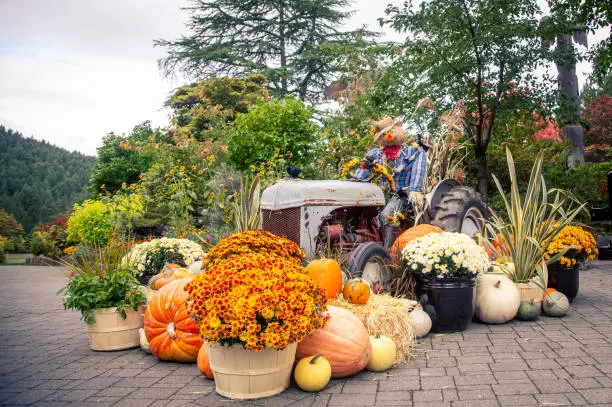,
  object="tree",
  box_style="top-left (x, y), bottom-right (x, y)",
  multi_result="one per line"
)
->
top-left (167, 74), bottom-right (265, 142)
top-left (155, 0), bottom-right (373, 100)
top-left (547, 0), bottom-right (611, 87)
top-left (583, 94), bottom-right (612, 146)
top-left (90, 122), bottom-right (165, 194)
top-left (382, 0), bottom-right (549, 200)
